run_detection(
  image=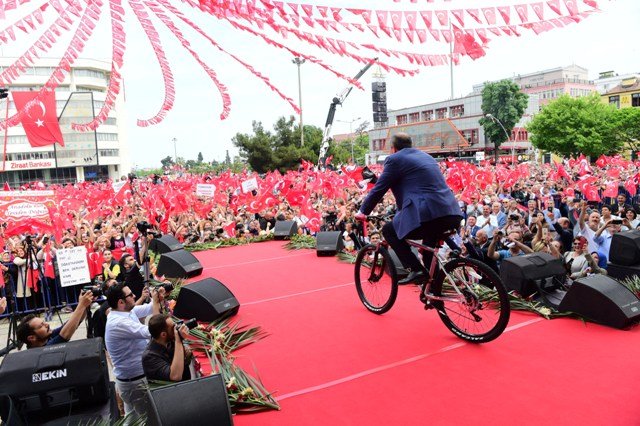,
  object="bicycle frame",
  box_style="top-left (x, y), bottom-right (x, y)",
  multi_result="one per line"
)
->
top-left (358, 217), bottom-right (473, 305)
